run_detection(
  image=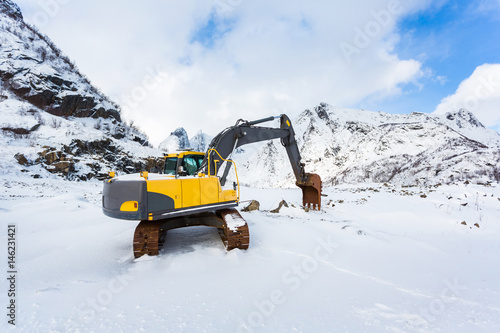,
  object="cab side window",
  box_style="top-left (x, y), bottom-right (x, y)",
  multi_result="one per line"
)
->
top-left (164, 158), bottom-right (178, 175)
